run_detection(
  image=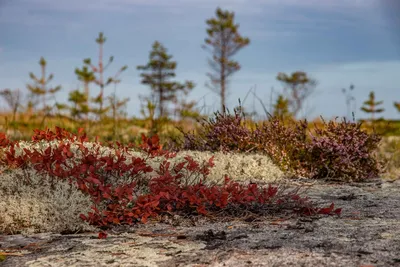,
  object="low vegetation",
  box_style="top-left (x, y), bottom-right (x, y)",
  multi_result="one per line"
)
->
top-left (0, 125), bottom-right (344, 236)
top-left (177, 106), bottom-right (383, 182)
